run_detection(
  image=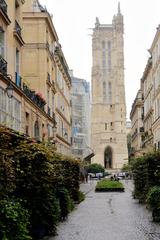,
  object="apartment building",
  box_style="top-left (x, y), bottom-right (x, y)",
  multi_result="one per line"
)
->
top-left (0, 0), bottom-right (25, 133)
top-left (22, 0), bottom-right (72, 155)
top-left (130, 25), bottom-right (160, 154)
top-left (150, 25), bottom-right (160, 150)
top-left (141, 57), bottom-right (154, 152)
top-left (71, 74), bottom-right (91, 159)
top-left (0, 1), bottom-right (72, 156)
top-left (130, 89), bottom-right (144, 156)
top-left (54, 46), bottom-right (72, 156)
